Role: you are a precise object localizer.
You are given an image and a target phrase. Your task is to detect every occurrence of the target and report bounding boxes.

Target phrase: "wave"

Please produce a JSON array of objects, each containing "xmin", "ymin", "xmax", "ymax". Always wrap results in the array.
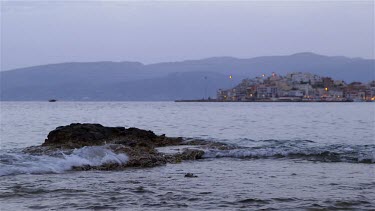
[
  {"xmin": 0, "ymin": 145, "xmax": 128, "ymax": 176},
  {"xmin": 1, "ymin": 140, "xmax": 373, "ymax": 177},
  {"xmin": 203, "ymin": 143, "xmax": 375, "ymax": 163}
]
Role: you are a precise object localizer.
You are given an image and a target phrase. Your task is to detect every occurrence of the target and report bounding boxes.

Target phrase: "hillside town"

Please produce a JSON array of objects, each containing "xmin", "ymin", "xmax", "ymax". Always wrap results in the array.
[{"xmin": 217, "ymin": 72, "xmax": 375, "ymax": 102}]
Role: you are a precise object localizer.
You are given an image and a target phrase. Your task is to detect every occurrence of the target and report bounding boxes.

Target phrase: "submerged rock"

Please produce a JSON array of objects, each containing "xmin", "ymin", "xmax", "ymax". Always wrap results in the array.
[
  {"xmin": 23, "ymin": 123, "xmax": 214, "ymax": 170},
  {"xmin": 184, "ymin": 173, "xmax": 198, "ymax": 178}
]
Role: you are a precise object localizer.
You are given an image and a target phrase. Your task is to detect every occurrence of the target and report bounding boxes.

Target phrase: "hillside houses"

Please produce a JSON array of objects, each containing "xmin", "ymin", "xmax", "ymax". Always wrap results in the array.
[{"xmin": 217, "ymin": 72, "xmax": 375, "ymax": 102}]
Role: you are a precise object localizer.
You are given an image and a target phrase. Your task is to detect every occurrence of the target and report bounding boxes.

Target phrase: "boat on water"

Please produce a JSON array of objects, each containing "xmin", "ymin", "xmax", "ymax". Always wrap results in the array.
[{"xmin": 48, "ymin": 99, "xmax": 57, "ymax": 102}]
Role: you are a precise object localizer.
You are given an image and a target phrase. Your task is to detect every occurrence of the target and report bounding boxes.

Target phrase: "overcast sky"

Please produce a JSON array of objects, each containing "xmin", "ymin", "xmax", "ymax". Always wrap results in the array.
[{"xmin": 1, "ymin": 0, "xmax": 374, "ymax": 70}]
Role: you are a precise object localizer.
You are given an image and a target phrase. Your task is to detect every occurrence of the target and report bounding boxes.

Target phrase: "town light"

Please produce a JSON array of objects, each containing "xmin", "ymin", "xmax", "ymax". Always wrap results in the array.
[{"xmin": 216, "ymin": 72, "xmax": 367, "ymax": 102}]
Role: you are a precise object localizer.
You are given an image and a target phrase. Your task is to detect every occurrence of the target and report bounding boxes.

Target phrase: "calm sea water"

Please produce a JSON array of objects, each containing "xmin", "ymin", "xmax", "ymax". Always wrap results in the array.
[{"xmin": 0, "ymin": 102, "xmax": 374, "ymax": 210}]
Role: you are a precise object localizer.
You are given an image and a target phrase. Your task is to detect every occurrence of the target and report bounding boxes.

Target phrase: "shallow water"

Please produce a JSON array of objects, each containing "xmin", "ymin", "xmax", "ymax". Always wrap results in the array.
[{"xmin": 1, "ymin": 102, "xmax": 374, "ymax": 210}]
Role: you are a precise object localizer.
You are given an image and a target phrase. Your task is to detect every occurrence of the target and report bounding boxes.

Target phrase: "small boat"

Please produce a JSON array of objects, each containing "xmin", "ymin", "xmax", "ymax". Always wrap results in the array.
[{"xmin": 48, "ymin": 99, "xmax": 57, "ymax": 102}]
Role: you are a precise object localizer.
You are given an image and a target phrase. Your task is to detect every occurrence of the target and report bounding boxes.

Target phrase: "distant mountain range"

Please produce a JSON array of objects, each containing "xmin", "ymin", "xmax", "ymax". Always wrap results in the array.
[{"xmin": 1, "ymin": 52, "xmax": 374, "ymax": 101}]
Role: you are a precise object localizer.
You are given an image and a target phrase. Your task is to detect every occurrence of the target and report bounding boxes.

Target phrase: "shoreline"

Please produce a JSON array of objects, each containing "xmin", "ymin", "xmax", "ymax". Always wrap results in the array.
[{"xmin": 174, "ymin": 99, "xmax": 370, "ymax": 103}]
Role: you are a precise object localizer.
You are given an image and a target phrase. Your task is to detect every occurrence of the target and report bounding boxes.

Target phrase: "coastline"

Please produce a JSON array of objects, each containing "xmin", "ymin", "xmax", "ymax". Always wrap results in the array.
[{"xmin": 174, "ymin": 99, "xmax": 369, "ymax": 103}]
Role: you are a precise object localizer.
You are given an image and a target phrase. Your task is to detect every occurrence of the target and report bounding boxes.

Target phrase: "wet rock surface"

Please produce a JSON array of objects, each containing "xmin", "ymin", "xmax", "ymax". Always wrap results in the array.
[
  {"xmin": 41, "ymin": 123, "xmax": 182, "ymax": 149},
  {"xmin": 23, "ymin": 123, "xmax": 230, "ymax": 171}
]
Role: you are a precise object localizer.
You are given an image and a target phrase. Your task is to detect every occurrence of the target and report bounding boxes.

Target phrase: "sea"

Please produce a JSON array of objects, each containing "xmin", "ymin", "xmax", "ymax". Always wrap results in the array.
[{"xmin": 0, "ymin": 102, "xmax": 374, "ymax": 210}]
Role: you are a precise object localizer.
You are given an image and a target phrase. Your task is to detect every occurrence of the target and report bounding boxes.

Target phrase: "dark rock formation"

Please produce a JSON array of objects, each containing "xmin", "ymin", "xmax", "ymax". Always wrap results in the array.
[
  {"xmin": 185, "ymin": 173, "xmax": 198, "ymax": 178},
  {"xmin": 42, "ymin": 123, "xmax": 182, "ymax": 149},
  {"xmin": 24, "ymin": 123, "xmax": 214, "ymax": 170}
]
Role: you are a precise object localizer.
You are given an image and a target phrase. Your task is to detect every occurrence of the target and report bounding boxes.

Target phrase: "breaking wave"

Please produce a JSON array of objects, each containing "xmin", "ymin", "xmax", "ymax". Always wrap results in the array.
[
  {"xmin": 0, "ymin": 145, "xmax": 128, "ymax": 176},
  {"xmin": 203, "ymin": 141, "xmax": 375, "ymax": 163},
  {"xmin": 1, "ymin": 140, "xmax": 373, "ymax": 177}
]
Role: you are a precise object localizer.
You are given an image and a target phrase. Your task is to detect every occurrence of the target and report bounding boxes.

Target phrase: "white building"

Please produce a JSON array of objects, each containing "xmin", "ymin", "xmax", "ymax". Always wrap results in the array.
[
  {"xmin": 286, "ymin": 72, "xmax": 321, "ymax": 84},
  {"xmin": 257, "ymin": 85, "xmax": 278, "ymax": 98},
  {"xmin": 288, "ymin": 90, "xmax": 304, "ymax": 97},
  {"xmin": 293, "ymin": 84, "xmax": 314, "ymax": 96},
  {"xmin": 329, "ymin": 90, "xmax": 344, "ymax": 98}
]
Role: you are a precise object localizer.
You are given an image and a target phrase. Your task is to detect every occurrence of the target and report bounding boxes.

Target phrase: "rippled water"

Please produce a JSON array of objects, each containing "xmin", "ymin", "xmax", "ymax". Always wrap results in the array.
[{"xmin": 1, "ymin": 102, "xmax": 374, "ymax": 210}]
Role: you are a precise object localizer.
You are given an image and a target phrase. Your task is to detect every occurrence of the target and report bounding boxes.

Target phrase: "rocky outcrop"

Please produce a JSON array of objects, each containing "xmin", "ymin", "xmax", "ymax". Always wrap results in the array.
[
  {"xmin": 42, "ymin": 123, "xmax": 182, "ymax": 149},
  {"xmin": 23, "ymin": 123, "xmax": 219, "ymax": 170}
]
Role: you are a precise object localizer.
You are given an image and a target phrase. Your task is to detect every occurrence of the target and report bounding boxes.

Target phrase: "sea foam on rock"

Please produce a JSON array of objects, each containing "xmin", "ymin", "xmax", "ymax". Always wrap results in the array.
[{"xmin": 22, "ymin": 123, "xmax": 221, "ymax": 171}]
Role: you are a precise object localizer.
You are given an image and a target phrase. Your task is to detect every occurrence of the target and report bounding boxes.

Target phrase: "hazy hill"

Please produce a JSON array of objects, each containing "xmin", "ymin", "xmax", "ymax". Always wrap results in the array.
[{"xmin": 1, "ymin": 53, "xmax": 374, "ymax": 101}]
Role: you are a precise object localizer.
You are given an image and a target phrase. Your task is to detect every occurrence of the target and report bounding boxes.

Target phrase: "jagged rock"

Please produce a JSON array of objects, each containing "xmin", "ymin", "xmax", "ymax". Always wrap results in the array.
[
  {"xmin": 23, "ymin": 123, "xmax": 232, "ymax": 170},
  {"xmin": 42, "ymin": 123, "xmax": 182, "ymax": 149},
  {"xmin": 178, "ymin": 149, "xmax": 205, "ymax": 160},
  {"xmin": 23, "ymin": 123, "xmax": 216, "ymax": 170},
  {"xmin": 42, "ymin": 123, "xmax": 125, "ymax": 148}
]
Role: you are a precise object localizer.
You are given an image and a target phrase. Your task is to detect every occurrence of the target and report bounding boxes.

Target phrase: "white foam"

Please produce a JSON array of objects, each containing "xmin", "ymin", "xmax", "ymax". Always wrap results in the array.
[
  {"xmin": 203, "ymin": 146, "xmax": 375, "ymax": 163},
  {"xmin": 0, "ymin": 145, "xmax": 128, "ymax": 176},
  {"xmin": 156, "ymin": 145, "xmax": 203, "ymax": 155},
  {"xmin": 358, "ymin": 151, "xmax": 375, "ymax": 163}
]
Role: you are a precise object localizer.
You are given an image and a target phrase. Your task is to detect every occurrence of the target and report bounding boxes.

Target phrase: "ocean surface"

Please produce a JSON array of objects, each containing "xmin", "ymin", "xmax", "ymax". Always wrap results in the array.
[{"xmin": 0, "ymin": 102, "xmax": 374, "ymax": 210}]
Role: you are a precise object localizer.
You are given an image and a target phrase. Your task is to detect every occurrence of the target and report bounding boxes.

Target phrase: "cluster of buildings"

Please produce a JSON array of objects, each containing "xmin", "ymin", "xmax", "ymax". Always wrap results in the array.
[{"xmin": 217, "ymin": 72, "xmax": 375, "ymax": 102}]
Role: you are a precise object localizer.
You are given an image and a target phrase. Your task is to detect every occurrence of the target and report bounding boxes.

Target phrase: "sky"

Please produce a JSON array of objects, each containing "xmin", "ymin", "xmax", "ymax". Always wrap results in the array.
[{"xmin": 1, "ymin": 0, "xmax": 374, "ymax": 70}]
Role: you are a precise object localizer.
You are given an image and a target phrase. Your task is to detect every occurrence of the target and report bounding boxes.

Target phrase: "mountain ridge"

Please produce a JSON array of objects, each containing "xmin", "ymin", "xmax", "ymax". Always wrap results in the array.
[
  {"xmin": 3, "ymin": 52, "xmax": 371, "ymax": 73},
  {"xmin": 1, "ymin": 53, "xmax": 374, "ymax": 101}
]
